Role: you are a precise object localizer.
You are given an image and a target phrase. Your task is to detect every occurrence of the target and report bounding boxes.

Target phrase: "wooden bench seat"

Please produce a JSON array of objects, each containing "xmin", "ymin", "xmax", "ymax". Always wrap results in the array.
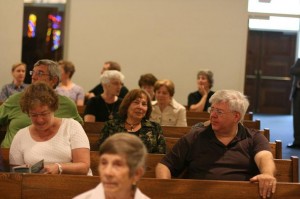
[
  {"xmin": 187, "ymin": 118, "xmax": 261, "ymax": 129},
  {"xmin": 90, "ymin": 151, "xmax": 297, "ymax": 182},
  {"xmin": 186, "ymin": 111, "xmax": 253, "ymax": 121},
  {"xmin": 85, "ymin": 127, "xmax": 272, "ymax": 152},
  {"xmin": 0, "ymin": 170, "xmax": 295, "ymax": 199}
]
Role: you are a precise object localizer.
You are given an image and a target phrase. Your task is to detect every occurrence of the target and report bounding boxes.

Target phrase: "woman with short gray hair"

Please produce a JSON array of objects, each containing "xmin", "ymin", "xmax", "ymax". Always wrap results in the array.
[
  {"xmin": 84, "ymin": 70, "xmax": 124, "ymax": 122},
  {"xmin": 73, "ymin": 133, "xmax": 150, "ymax": 199}
]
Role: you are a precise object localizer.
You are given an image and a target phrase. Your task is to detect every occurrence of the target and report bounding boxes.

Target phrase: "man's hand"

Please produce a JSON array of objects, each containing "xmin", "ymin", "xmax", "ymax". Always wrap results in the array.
[{"xmin": 250, "ymin": 174, "xmax": 276, "ymax": 198}]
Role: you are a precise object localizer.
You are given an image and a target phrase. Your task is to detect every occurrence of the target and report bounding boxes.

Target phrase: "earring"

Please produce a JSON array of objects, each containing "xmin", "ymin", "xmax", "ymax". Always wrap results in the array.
[{"xmin": 131, "ymin": 181, "xmax": 137, "ymax": 191}]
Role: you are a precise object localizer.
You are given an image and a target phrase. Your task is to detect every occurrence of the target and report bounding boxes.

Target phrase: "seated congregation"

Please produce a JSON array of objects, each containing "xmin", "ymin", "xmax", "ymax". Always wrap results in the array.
[{"xmin": 1, "ymin": 59, "xmax": 300, "ymax": 199}]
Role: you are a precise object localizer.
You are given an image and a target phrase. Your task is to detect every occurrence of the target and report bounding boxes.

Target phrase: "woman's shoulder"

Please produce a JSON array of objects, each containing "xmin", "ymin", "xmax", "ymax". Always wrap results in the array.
[
  {"xmin": 142, "ymin": 119, "xmax": 161, "ymax": 128},
  {"xmin": 171, "ymin": 98, "xmax": 185, "ymax": 109}
]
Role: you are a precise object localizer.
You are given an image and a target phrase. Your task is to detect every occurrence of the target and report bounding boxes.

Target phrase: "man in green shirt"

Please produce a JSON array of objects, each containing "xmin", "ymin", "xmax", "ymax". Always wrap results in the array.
[{"xmin": 0, "ymin": 59, "xmax": 83, "ymax": 148}]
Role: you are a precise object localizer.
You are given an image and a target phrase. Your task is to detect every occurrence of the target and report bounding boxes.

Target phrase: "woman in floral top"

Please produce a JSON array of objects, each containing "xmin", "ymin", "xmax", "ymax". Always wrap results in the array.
[{"xmin": 99, "ymin": 89, "xmax": 166, "ymax": 154}]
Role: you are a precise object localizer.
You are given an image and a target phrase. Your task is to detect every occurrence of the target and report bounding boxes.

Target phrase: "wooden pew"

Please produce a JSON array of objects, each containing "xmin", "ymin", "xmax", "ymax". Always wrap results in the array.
[
  {"xmin": 164, "ymin": 137, "xmax": 282, "ymax": 158},
  {"xmin": 83, "ymin": 122, "xmax": 192, "ymax": 138},
  {"xmin": 0, "ymin": 172, "xmax": 22, "ymax": 199},
  {"xmin": 1, "ymin": 148, "xmax": 9, "ymax": 172},
  {"xmin": 77, "ymin": 105, "xmax": 86, "ymax": 118},
  {"xmin": 86, "ymin": 127, "xmax": 272, "ymax": 152},
  {"xmin": 83, "ymin": 121, "xmax": 263, "ymax": 139},
  {"xmin": 18, "ymin": 173, "xmax": 300, "ymax": 199},
  {"xmin": 186, "ymin": 111, "xmax": 254, "ymax": 121},
  {"xmin": 83, "ymin": 122, "xmax": 104, "ymax": 134},
  {"xmin": 90, "ymin": 151, "xmax": 296, "ymax": 182},
  {"xmin": 187, "ymin": 118, "xmax": 261, "ymax": 129}
]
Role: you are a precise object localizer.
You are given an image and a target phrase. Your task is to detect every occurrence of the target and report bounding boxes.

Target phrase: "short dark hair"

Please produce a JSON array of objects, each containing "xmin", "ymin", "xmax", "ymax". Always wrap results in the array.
[
  {"xmin": 138, "ymin": 73, "xmax": 157, "ymax": 87},
  {"xmin": 105, "ymin": 61, "xmax": 121, "ymax": 71}
]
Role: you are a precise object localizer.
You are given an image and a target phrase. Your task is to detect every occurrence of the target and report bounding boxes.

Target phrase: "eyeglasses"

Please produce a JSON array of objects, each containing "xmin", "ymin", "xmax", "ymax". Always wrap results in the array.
[
  {"xmin": 29, "ymin": 111, "xmax": 51, "ymax": 119},
  {"xmin": 29, "ymin": 70, "xmax": 50, "ymax": 77},
  {"xmin": 208, "ymin": 107, "xmax": 233, "ymax": 117}
]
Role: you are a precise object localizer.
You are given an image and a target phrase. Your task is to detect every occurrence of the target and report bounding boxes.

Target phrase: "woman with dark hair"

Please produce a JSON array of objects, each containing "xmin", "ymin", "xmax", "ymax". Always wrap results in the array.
[{"xmin": 99, "ymin": 89, "xmax": 166, "ymax": 154}]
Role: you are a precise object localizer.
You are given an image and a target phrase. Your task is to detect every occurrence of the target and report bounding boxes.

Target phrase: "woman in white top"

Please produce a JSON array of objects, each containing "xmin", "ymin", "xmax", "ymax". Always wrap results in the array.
[
  {"xmin": 55, "ymin": 60, "xmax": 85, "ymax": 106},
  {"xmin": 73, "ymin": 133, "xmax": 150, "ymax": 199},
  {"xmin": 150, "ymin": 79, "xmax": 187, "ymax": 127},
  {"xmin": 9, "ymin": 82, "xmax": 91, "ymax": 175}
]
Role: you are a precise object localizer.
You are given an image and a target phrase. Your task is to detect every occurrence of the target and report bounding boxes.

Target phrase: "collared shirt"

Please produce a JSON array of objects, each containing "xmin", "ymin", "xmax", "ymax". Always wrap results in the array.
[
  {"xmin": 161, "ymin": 123, "xmax": 271, "ymax": 181},
  {"xmin": 73, "ymin": 183, "xmax": 150, "ymax": 199},
  {"xmin": 0, "ymin": 82, "xmax": 29, "ymax": 101},
  {"xmin": 150, "ymin": 98, "xmax": 187, "ymax": 127}
]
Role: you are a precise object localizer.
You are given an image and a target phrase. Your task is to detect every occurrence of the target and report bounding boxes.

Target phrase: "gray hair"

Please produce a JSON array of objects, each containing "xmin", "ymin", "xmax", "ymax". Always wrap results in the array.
[
  {"xmin": 99, "ymin": 133, "xmax": 147, "ymax": 177},
  {"xmin": 197, "ymin": 70, "xmax": 214, "ymax": 88},
  {"xmin": 209, "ymin": 90, "xmax": 249, "ymax": 122},
  {"xmin": 100, "ymin": 70, "xmax": 125, "ymax": 85},
  {"xmin": 34, "ymin": 59, "xmax": 61, "ymax": 88}
]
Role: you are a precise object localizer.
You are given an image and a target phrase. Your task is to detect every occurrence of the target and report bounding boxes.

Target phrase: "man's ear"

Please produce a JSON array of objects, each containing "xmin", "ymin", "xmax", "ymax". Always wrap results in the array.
[
  {"xmin": 51, "ymin": 76, "xmax": 59, "ymax": 89},
  {"xmin": 234, "ymin": 111, "xmax": 241, "ymax": 123}
]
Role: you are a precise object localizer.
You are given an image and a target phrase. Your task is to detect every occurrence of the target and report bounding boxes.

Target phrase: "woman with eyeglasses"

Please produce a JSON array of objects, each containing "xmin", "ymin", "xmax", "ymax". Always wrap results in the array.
[
  {"xmin": 99, "ymin": 89, "xmax": 166, "ymax": 154},
  {"xmin": 0, "ymin": 62, "xmax": 29, "ymax": 102},
  {"xmin": 9, "ymin": 82, "xmax": 91, "ymax": 175}
]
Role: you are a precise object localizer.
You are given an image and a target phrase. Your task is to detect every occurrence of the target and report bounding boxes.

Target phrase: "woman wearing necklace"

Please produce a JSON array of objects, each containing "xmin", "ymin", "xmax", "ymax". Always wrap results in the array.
[
  {"xmin": 99, "ymin": 89, "xmax": 166, "ymax": 154},
  {"xmin": 84, "ymin": 70, "xmax": 124, "ymax": 122}
]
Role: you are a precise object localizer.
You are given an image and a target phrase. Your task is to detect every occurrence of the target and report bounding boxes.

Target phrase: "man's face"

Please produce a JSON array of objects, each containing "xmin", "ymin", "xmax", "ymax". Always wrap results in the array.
[
  {"xmin": 31, "ymin": 65, "xmax": 56, "ymax": 88},
  {"xmin": 209, "ymin": 102, "xmax": 239, "ymax": 134}
]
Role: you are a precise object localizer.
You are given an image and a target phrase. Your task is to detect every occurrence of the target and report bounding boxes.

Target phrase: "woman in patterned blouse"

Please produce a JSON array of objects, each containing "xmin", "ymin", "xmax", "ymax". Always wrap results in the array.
[{"xmin": 99, "ymin": 89, "xmax": 166, "ymax": 154}]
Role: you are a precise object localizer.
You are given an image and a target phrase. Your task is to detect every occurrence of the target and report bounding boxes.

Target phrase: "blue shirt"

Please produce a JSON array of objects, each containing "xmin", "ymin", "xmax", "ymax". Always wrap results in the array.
[{"xmin": 0, "ymin": 82, "xmax": 29, "ymax": 101}]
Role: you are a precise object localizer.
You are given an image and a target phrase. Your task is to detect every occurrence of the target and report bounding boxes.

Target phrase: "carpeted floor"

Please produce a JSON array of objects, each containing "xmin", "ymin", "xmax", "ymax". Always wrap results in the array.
[{"xmin": 253, "ymin": 114, "xmax": 300, "ymax": 181}]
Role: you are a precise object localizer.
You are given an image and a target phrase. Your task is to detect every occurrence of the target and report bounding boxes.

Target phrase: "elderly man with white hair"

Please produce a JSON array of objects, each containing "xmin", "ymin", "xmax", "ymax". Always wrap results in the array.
[{"xmin": 156, "ymin": 89, "xmax": 276, "ymax": 199}]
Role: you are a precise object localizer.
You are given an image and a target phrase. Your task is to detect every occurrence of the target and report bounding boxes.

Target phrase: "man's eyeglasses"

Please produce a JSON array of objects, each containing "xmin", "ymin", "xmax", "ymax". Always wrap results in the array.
[
  {"xmin": 208, "ymin": 107, "xmax": 233, "ymax": 116},
  {"xmin": 29, "ymin": 70, "xmax": 50, "ymax": 77},
  {"xmin": 29, "ymin": 111, "xmax": 51, "ymax": 119}
]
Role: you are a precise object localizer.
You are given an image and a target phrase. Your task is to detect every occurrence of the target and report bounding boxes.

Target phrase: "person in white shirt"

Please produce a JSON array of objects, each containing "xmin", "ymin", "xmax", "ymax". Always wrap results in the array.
[
  {"xmin": 73, "ymin": 133, "xmax": 150, "ymax": 199},
  {"xmin": 9, "ymin": 82, "xmax": 91, "ymax": 175},
  {"xmin": 150, "ymin": 79, "xmax": 187, "ymax": 127}
]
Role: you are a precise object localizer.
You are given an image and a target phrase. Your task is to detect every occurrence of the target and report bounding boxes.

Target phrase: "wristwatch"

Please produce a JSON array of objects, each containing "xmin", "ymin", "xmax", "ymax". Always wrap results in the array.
[{"xmin": 55, "ymin": 163, "xmax": 63, "ymax": 174}]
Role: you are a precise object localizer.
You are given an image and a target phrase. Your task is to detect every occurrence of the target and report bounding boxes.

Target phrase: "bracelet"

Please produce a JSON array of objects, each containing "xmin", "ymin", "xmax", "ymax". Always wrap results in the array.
[{"xmin": 55, "ymin": 163, "xmax": 63, "ymax": 174}]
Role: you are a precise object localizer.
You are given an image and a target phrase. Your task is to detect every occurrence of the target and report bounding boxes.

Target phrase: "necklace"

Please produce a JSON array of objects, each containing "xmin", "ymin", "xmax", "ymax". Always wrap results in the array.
[
  {"xmin": 104, "ymin": 102, "xmax": 115, "ymax": 120},
  {"xmin": 125, "ymin": 121, "xmax": 140, "ymax": 132}
]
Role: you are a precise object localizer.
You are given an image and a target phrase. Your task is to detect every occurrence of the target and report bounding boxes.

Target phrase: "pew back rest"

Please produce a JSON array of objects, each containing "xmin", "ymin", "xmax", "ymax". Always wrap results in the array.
[
  {"xmin": 90, "ymin": 151, "xmax": 297, "ymax": 182},
  {"xmin": 0, "ymin": 172, "xmax": 22, "ymax": 199},
  {"xmin": 187, "ymin": 118, "xmax": 260, "ymax": 129},
  {"xmin": 2, "ymin": 173, "xmax": 298, "ymax": 199},
  {"xmin": 186, "ymin": 111, "xmax": 253, "ymax": 120}
]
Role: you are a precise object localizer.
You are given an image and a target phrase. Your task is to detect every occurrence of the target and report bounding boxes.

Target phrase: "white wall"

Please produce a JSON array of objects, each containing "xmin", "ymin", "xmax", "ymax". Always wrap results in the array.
[
  {"xmin": 0, "ymin": 0, "xmax": 24, "ymax": 86},
  {"xmin": 65, "ymin": 0, "xmax": 248, "ymax": 105},
  {"xmin": 0, "ymin": 0, "xmax": 248, "ymax": 105}
]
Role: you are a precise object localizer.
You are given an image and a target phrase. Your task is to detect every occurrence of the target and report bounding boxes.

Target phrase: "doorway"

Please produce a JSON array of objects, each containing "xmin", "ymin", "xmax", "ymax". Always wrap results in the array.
[{"xmin": 244, "ymin": 30, "xmax": 297, "ymax": 114}]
